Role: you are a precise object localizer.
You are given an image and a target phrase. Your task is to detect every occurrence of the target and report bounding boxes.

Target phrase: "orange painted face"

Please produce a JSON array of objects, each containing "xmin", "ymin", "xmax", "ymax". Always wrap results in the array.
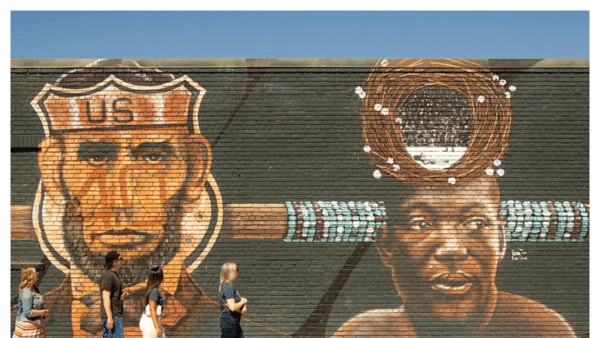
[
  {"xmin": 378, "ymin": 176, "xmax": 505, "ymax": 327},
  {"xmin": 61, "ymin": 127, "xmax": 201, "ymax": 258},
  {"xmin": 39, "ymin": 126, "xmax": 211, "ymax": 272},
  {"xmin": 34, "ymin": 74, "xmax": 212, "ymax": 285}
]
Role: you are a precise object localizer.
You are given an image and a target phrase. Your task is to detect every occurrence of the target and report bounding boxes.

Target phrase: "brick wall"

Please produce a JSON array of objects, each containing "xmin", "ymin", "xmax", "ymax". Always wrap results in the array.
[{"xmin": 10, "ymin": 59, "xmax": 589, "ymax": 337}]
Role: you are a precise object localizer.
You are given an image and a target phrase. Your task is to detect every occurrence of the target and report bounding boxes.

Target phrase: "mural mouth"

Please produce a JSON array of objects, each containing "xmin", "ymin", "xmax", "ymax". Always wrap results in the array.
[
  {"xmin": 429, "ymin": 271, "xmax": 474, "ymax": 295},
  {"xmin": 94, "ymin": 230, "xmax": 150, "ymax": 247}
]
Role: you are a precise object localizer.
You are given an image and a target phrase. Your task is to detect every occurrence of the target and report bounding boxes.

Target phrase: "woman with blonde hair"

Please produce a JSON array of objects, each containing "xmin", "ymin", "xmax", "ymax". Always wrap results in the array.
[
  {"xmin": 139, "ymin": 267, "xmax": 166, "ymax": 338},
  {"xmin": 219, "ymin": 262, "xmax": 247, "ymax": 338},
  {"xmin": 12, "ymin": 265, "xmax": 50, "ymax": 338}
]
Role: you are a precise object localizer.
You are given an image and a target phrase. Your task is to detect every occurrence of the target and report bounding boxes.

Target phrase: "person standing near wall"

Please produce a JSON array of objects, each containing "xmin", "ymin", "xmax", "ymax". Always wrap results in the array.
[
  {"xmin": 140, "ymin": 267, "xmax": 166, "ymax": 338},
  {"xmin": 13, "ymin": 265, "xmax": 50, "ymax": 338},
  {"xmin": 100, "ymin": 251, "xmax": 125, "ymax": 338},
  {"xmin": 219, "ymin": 263, "xmax": 248, "ymax": 338}
]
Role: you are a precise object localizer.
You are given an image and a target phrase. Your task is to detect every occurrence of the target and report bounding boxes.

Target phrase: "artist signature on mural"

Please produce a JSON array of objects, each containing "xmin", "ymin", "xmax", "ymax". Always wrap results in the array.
[{"xmin": 511, "ymin": 248, "xmax": 528, "ymax": 261}]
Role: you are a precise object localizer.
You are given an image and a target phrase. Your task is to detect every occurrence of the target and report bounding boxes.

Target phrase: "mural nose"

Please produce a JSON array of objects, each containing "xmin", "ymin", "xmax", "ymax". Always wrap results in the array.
[
  {"xmin": 434, "ymin": 233, "xmax": 468, "ymax": 262},
  {"xmin": 114, "ymin": 207, "xmax": 134, "ymax": 226},
  {"xmin": 105, "ymin": 163, "xmax": 135, "ymax": 209}
]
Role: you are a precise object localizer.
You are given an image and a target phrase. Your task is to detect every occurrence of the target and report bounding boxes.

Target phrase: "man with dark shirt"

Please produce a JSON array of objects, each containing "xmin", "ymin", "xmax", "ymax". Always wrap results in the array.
[{"xmin": 100, "ymin": 251, "xmax": 124, "ymax": 338}]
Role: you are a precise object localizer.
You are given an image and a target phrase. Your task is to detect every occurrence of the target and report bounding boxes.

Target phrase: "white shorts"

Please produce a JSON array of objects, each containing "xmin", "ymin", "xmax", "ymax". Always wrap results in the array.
[{"xmin": 139, "ymin": 314, "xmax": 165, "ymax": 338}]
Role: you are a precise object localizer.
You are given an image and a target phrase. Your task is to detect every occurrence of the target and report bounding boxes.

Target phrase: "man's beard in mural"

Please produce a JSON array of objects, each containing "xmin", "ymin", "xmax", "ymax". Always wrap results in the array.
[{"xmin": 63, "ymin": 194, "xmax": 184, "ymax": 287}]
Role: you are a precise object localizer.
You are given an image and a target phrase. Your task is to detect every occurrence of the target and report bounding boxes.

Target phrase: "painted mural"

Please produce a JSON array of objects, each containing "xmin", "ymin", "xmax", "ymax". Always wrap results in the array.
[
  {"xmin": 10, "ymin": 59, "xmax": 589, "ymax": 337},
  {"xmin": 333, "ymin": 59, "xmax": 578, "ymax": 337}
]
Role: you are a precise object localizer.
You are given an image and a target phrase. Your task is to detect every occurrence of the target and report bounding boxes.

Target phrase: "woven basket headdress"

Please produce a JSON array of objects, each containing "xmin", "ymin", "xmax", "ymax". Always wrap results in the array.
[{"xmin": 359, "ymin": 59, "xmax": 513, "ymax": 185}]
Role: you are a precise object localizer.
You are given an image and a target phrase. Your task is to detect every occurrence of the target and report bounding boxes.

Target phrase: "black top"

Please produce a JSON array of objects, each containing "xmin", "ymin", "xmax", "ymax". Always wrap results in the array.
[
  {"xmin": 99, "ymin": 269, "xmax": 123, "ymax": 318},
  {"xmin": 219, "ymin": 282, "xmax": 242, "ymax": 320}
]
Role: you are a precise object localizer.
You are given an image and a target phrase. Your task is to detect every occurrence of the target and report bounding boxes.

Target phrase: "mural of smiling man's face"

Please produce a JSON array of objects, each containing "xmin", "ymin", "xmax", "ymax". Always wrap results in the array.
[{"xmin": 377, "ymin": 176, "xmax": 506, "ymax": 330}]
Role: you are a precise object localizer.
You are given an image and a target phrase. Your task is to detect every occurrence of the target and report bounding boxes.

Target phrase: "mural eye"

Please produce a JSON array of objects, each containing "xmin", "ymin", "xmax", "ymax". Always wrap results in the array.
[
  {"xmin": 90, "ymin": 154, "xmax": 108, "ymax": 163},
  {"xmin": 134, "ymin": 143, "xmax": 173, "ymax": 165},
  {"xmin": 400, "ymin": 86, "xmax": 472, "ymax": 170},
  {"xmin": 78, "ymin": 143, "xmax": 117, "ymax": 166},
  {"xmin": 82, "ymin": 152, "xmax": 111, "ymax": 166},
  {"xmin": 143, "ymin": 153, "xmax": 166, "ymax": 163},
  {"xmin": 408, "ymin": 218, "xmax": 433, "ymax": 230},
  {"xmin": 465, "ymin": 218, "xmax": 488, "ymax": 230}
]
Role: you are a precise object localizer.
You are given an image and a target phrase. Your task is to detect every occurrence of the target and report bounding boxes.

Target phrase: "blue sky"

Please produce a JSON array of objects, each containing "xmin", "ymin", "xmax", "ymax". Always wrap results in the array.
[{"xmin": 10, "ymin": 11, "xmax": 589, "ymax": 59}]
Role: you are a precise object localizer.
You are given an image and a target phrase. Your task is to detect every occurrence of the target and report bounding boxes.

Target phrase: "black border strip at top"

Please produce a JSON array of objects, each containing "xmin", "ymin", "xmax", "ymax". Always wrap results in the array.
[{"xmin": 11, "ymin": 147, "xmax": 40, "ymax": 153}]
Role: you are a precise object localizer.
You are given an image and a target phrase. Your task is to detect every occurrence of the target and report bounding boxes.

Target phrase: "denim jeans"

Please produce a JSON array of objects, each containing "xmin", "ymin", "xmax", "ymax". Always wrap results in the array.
[{"xmin": 101, "ymin": 316, "xmax": 123, "ymax": 338}]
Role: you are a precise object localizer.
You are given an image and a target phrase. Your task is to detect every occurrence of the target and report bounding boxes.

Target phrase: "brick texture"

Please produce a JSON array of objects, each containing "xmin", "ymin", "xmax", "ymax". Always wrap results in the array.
[{"xmin": 10, "ymin": 59, "xmax": 588, "ymax": 337}]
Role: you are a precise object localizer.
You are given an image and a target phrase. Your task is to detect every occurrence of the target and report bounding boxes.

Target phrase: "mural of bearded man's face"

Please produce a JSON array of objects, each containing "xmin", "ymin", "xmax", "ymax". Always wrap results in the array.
[{"xmin": 38, "ymin": 127, "xmax": 211, "ymax": 286}]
